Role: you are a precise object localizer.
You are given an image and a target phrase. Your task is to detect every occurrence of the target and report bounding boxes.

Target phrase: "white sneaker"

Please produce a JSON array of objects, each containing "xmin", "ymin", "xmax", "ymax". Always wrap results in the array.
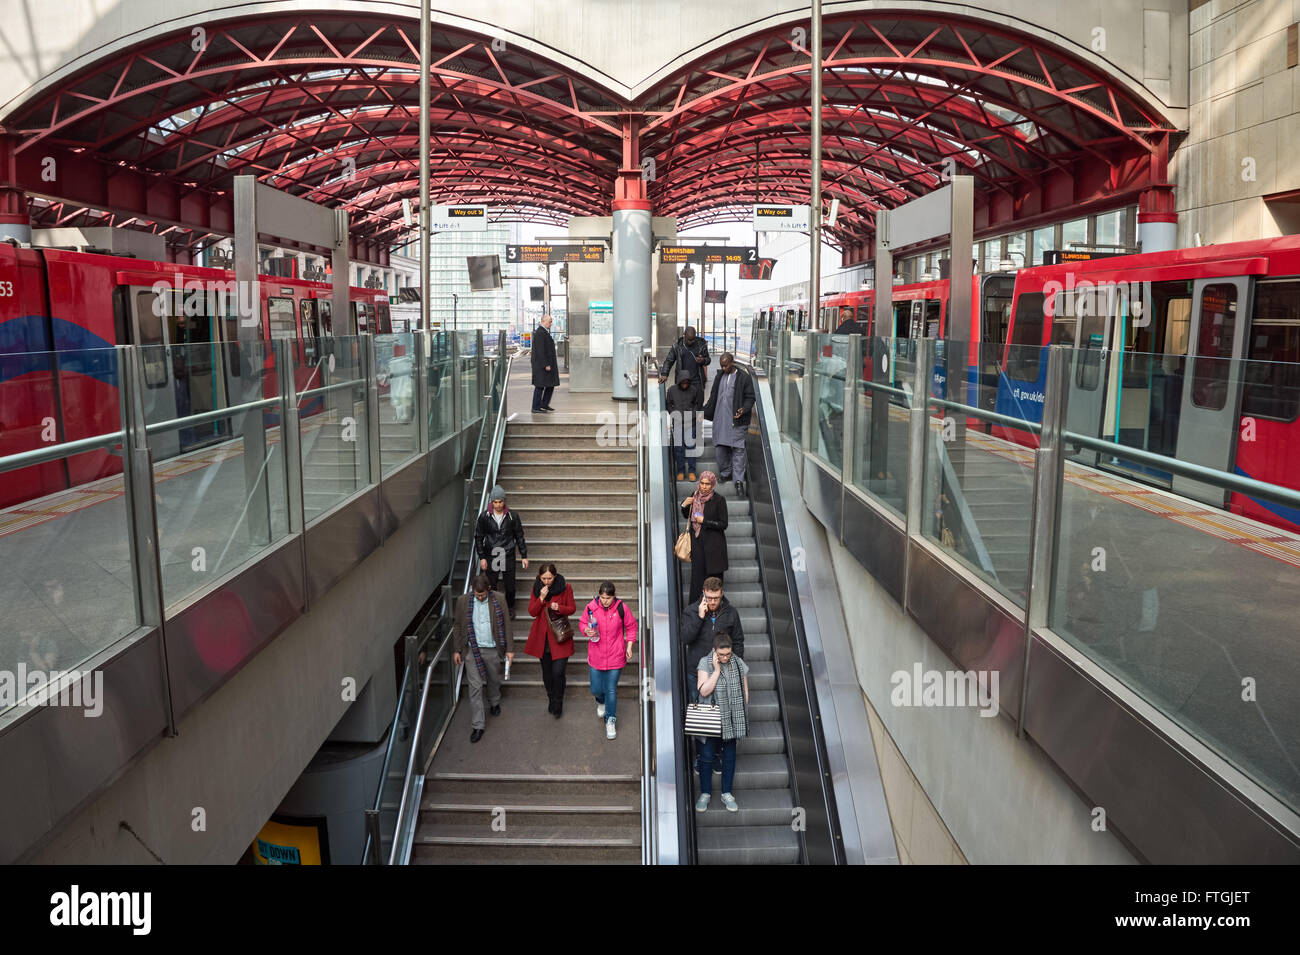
[
  {"xmin": 721, "ymin": 793, "xmax": 739, "ymax": 812},
  {"xmin": 605, "ymin": 718, "xmax": 617, "ymax": 740},
  {"xmin": 695, "ymin": 793, "xmax": 710, "ymax": 812},
  {"xmin": 596, "ymin": 702, "xmax": 606, "ymax": 719}
]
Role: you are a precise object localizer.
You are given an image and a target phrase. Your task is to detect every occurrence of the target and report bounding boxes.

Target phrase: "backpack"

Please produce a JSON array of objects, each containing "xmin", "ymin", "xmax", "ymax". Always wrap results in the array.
[{"xmin": 590, "ymin": 597, "xmax": 626, "ymax": 630}]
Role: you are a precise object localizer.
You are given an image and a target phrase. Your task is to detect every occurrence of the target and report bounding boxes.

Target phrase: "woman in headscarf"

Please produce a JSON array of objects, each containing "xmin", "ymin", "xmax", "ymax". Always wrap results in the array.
[
  {"xmin": 680, "ymin": 470, "xmax": 728, "ymax": 604},
  {"xmin": 525, "ymin": 562, "xmax": 576, "ymax": 717}
]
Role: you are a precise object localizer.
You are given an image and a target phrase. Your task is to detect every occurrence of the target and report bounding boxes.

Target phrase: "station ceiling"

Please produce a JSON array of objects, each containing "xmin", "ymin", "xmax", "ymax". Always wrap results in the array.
[{"xmin": 1, "ymin": 11, "xmax": 1177, "ymax": 259}]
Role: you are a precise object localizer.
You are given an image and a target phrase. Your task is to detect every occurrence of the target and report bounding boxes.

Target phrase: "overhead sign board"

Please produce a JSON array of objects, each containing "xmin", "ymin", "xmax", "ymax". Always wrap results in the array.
[
  {"xmin": 659, "ymin": 245, "xmax": 758, "ymax": 265},
  {"xmin": 753, "ymin": 204, "xmax": 810, "ymax": 232},
  {"xmin": 506, "ymin": 243, "xmax": 605, "ymax": 264},
  {"xmin": 432, "ymin": 205, "xmax": 487, "ymax": 231},
  {"xmin": 1042, "ymin": 249, "xmax": 1128, "ymax": 265}
]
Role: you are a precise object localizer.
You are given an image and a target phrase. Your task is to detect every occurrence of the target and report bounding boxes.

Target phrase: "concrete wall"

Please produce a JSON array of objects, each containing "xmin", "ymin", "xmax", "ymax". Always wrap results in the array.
[
  {"xmin": 826, "ymin": 534, "xmax": 1136, "ymax": 864},
  {"xmin": 0, "ymin": 1, "xmax": 1186, "ymax": 121},
  {"xmin": 1174, "ymin": 0, "xmax": 1300, "ymax": 244},
  {"xmin": 25, "ymin": 479, "xmax": 464, "ymax": 864}
]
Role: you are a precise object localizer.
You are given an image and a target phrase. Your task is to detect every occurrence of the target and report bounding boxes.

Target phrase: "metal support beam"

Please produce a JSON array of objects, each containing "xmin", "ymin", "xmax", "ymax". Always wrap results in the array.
[
  {"xmin": 1017, "ymin": 345, "xmax": 1070, "ymax": 738},
  {"xmin": 809, "ymin": 0, "xmax": 823, "ymax": 332},
  {"xmin": 419, "ymin": 0, "xmax": 431, "ymax": 337}
]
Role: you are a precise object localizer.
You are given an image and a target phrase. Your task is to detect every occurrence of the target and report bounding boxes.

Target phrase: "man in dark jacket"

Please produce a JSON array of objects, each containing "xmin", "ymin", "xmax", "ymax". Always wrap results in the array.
[
  {"xmin": 664, "ymin": 366, "xmax": 703, "ymax": 480},
  {"xmin": 474, "ymin": 484, "xmax": 528, "ymax": 618},
  {"xmin": 680, "ymin": 576, "xmax": 745, "ymax": 701},
  {"xmin": 658, "ymin": 326, "xmax": 710, "ymax": 393},
  {"xmin": 703, "ymin": 352, "xmax": 756, "ymax": 495},
  {"xmin": 530, "ymin": 313, "xmax": 559, "ymax": 412}
]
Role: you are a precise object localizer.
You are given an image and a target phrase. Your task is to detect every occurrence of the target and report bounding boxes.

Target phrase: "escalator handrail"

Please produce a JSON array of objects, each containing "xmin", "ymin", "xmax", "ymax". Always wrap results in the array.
[{"xmin": 745, "ymin": 360, "xmax": 847, "ymax": 863}]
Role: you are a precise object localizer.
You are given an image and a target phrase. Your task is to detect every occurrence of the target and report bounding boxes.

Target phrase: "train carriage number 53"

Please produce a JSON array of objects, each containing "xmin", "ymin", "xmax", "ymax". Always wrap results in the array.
[{"xmin": 0, "ymin": 281, "xmax": 14, "ymax": 297}]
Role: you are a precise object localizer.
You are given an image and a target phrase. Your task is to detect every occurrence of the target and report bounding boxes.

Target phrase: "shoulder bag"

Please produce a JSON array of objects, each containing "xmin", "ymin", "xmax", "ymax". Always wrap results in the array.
[
  {"xmin": 546, "ymin": 607, "xmax": 574, "ymax": 644},
  {"xmin": 685, "ymin": 699, "xmax": 722, "ymax": 737},
  {"xmin": 674, "ymin": 530, "xmax": 693, "ymax": 562}
]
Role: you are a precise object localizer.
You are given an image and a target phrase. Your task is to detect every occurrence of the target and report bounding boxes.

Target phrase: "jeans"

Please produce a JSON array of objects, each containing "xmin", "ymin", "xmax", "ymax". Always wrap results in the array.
[
  {"xmin": 589, "ymin": 665, "xmax": 622, "ymax": 721},
  {"xmin": 671, "ymin": 414, "xmax": 696, "ymax": 475},
  {"xmin": 698, "ymin": 737, "xmax": 737, "ymax": 795},
  {"xmin": 532, "ymin": 385, "xmax": 555, "ymax": 411}
]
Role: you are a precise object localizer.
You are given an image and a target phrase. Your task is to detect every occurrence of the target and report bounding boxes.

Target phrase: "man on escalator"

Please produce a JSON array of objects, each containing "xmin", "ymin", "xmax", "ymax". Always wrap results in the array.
[{"xmin": 680, "ymin": 577, "xmax": 745, "ymax": 702}]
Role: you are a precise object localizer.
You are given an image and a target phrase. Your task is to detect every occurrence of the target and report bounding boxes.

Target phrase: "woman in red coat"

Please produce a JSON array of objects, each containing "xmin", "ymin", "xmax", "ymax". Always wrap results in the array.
[{"xmin": 526, "ymin": 562, "xmax": 576, "ymax": 717}]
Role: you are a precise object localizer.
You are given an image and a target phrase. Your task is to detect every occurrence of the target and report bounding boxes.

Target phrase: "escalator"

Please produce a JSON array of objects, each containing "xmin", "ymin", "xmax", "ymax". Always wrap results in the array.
[{"xmin": 649, "ymin": 361, "xmax": 864, "ymax": 864}]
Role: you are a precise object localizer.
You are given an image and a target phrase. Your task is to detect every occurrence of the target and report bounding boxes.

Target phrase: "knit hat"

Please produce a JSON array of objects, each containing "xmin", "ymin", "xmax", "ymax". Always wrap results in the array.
[{"xmin": 490, "ymin": 485, "xmax": 506, "ymax": 502}]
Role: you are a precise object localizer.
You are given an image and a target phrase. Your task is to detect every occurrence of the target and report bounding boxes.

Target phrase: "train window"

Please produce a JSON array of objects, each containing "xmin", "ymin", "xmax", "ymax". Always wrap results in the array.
[
  {"xmin": 1242, "ymin": 280, "xmax": 1300, "ymax": 422},
  {"xmin": 893, "ymin": 302, "xmax": 910, "ymax": 338},
  {"xmin": 923, "ymin": 300, "xmax": 941, "ymax": 338},
  {"xmin": 267, "ymin": 297, "xmax": 297, "ymax": 340},
  {"xmin": 1076, "ymin": 311, "xmax": 1106, "ymax": 391},
  {"xmin": 134, "ymin": 290, "xmax": 168, "ymax": 388},
  {"xmin": 1006, "ymin": 292, "xmax": 1046, "ymax": 381},
  {"xmin": 1048, "ymin": 293, "xmax": 1077, "ymax": 345},
  {"xmin": 981, "ymin": 276, "xmax": 1015, "ymax": 351},
  {"xmin": 1191, "ymin": 284, "xmax": 1238, "ymax": 411},
  {"xmin": 300, "ymin": 299, "xmax": 320, "ymax": 364}
]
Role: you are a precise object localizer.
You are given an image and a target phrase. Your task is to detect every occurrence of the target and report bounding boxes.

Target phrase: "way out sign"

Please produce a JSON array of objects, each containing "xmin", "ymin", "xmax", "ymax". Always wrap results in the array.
[{"xmin": 753, "ymin": 204, "xmax": 810, "ymax": 232}]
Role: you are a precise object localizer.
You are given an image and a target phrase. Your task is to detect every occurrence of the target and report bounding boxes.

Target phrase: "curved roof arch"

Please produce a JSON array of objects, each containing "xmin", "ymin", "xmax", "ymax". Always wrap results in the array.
[{"xmin": 0, "ymin": 7, "xmax": 1177, "ymax": 257}]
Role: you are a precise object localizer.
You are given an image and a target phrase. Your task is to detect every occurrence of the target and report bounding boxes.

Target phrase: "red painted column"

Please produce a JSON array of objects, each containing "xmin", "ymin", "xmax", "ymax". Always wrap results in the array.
[
  {"xmin": 0, "ymin": 134, "xmax": 32, "ymax": 242},
  {"xmin": 1138, "ymin": 133, "xmax": 1177, "ymax": 251}
]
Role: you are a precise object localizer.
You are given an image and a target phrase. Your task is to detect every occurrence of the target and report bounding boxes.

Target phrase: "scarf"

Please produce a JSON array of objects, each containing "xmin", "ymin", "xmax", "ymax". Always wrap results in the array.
[
  {"xmin": 690, "ymin": 471, "xmax": 717, "ymax": 538},
  {"xmin": 714, "ymin": 657, "xmax": 748, "ymax": 740},
  {"xmin": 464, "ymin": 592, "xmax": 507, "ymax": 683},
  {"xmin": 531, "ymin": 573, "xmax": 568, "ymax": 599}
]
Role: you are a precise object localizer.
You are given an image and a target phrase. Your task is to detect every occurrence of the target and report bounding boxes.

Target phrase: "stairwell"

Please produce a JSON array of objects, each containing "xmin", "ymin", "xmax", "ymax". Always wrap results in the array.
[
  {"xmin": 678, "ymin": 420, "xmax": 800, "ymax": 864},
  {"xmin": 945, "ymin": 442, "xmax": 1033, "ymax": 597},
  {"xmin": 413, "ymin": 418, "xmax": 643, "ymax": 863}
]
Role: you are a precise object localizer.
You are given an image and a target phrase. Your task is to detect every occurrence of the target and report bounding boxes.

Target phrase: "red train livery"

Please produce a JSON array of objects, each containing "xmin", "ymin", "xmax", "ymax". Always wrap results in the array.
[{"xmin": 0, "ymin": 244, "xmax": 392, "ymax": 508}]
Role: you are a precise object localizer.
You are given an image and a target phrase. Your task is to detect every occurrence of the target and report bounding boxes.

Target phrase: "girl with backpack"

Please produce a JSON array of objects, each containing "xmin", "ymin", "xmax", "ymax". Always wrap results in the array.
[{"xmin": 580, "ymin": 581, "xmax": 638, "ymax": 740}]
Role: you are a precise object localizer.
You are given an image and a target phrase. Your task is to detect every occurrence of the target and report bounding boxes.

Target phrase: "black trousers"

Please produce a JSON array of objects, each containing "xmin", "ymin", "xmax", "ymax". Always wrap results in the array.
[
  {"xmin": 539, "ymin": 645, "xmax": 568, "ymax": 704},
  {"xmin": 532, "ymin": 385, "xmax": 555, "ymax": 411},
  {"xmin": 688, "ymin": 552, "xmax": 724, "ymax": 605},
  {"xmin": 484, "ymin": 551, "xmax": 518, "ymax": 611}
]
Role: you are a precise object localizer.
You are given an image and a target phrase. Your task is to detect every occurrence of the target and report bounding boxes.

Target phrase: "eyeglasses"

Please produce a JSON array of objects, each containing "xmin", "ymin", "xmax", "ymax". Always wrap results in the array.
[{"xmin": 716, "ymin": 653, "xmax": 732, "ymax": 662}]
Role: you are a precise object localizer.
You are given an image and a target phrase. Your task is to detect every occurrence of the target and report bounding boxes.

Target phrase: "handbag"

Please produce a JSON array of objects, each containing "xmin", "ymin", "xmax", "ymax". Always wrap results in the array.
[
  {"xmin": 684, "ymin": 701, "xmax": 722, "ymax": 737},
  {"xmin": 674, "ymin": 530, "xmax": 693, "ymax": 562},
  {"xmin": 546, "ymin": 608, "xmax": 574, "ymax": 644}
]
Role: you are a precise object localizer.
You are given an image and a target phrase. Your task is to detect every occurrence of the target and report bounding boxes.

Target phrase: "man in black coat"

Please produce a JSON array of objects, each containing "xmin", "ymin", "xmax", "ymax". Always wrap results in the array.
[
  {"xmin": 658, "ymin": 326, "xmax": 710, "ymax": 393},
  {"xmin": 679, "ymin": 577, "xmax": 745, "ymax": 700},
  {"xmin": 530, "ymin": 314, "xmax": 559, "ymax": 412},
  {"xmin": 703, "ymin": 352, "xmax": 756, "ymax": 495},
  {"xmin": 474, "ymin": 484, "xmax": 528, "ymax": 617}
]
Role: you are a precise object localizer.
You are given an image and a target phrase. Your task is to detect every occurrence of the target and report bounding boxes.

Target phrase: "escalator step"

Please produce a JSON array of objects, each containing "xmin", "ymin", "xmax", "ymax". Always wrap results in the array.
[{"xmin": 696, "ymin": 826, "xmax": 800, "ymax": 865}]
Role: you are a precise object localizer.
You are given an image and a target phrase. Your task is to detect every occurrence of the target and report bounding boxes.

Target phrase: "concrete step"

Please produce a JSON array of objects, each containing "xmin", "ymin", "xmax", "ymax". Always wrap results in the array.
[
  {"xmin": 506, "ymin": 424, "xmax": 604, "ymax": 438},
  {"xmin": 498, "ymin": 462, "xmax": 632, "ymax": 480},
  {"xmin": 508, "ymin": 656, "xmax": 640, "ymax": 677},
  {"xmin": 523, "ymin": 557, "xmax": 638, "ymax": 577},
  {"xmin": 419, "ymin": 791, "xmax": 639, "ymax": 828},
  {"xmin": 500, "ymin": 674, "xmax": 639, "ymax": 698},
  {"xmin": 502, "ymin": 449, "xmax": 636, "ymax": 463},
  {"xmin": 506, "ymin": 489, "xmax": 637, "ymax": 506},
  {"xmin": 695, "ymin": 825, "xmax": 800, "ymax": 865},
  {"xmin": 425, "ymin": 774, "xmax": 639, "ymax": 798},
  {"xmin": 502, "ymin": 540, "xmax": 637, "ymax": 558},
  {"xmin": 524, "ymin": 522, "xmax": 636, "ymax": 541},
  {"xmin": 498, "ymin": 475, "xmax": 637, "ymax": 494},
  {"xmin": 504, "ymin": 435, "xmax": 620, "ymax": 451},
  {"xmin": 412, "ymin": 825, "xmax": 640, "ymax": 863}
]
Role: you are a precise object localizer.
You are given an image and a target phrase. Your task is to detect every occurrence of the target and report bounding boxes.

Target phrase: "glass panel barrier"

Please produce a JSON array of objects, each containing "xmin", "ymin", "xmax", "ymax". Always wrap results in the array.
[
  {"xmin": 852, "ymin": 337, "xmax": 910, "ymax": 516},
  {"xmin": 923, "ymin": 340, "xmax": 1044, "ymax": 606},
  {"xmin": 427, "ymin": 332, "xmax": 455, "ymax": 444},
  {"xmin": 457, "ymin": 332, "xmax": 482, "ymax": 430},
  {"xmin": 375, "ymin": 333, "xmax": 419, "ymax": 475},
  {"xmin": 809, "ymin": 334, "xmax": 848, "ymax": 474},
  {"xmin": 299, "ymin": 335, "xmax": 370, "ymax": 524},
  {"xmin": 143, "ymin": 338, "xmax": 291, "ymax": 607},
  {"xmin": 0, "ymin": 346, "xmax": 138, "ymax": 711},
  {"xmin": 1052, "ymin": 349, "xmax": 1300, "ymax": 812},
  {"xmin": 780, "ymin": 332, "xmax": 805, "ymax": 443}
]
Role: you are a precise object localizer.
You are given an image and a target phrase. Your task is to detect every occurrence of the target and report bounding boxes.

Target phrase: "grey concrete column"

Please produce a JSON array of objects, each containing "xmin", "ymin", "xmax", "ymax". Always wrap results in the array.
[{"xmin": 612, "ymin": 200, "xmax": 652, "ymax": 400}]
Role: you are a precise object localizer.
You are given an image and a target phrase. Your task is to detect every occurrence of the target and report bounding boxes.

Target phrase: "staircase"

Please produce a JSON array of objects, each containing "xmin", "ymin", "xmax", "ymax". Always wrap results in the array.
[
  {"xmin": 943, "ymin": 442, "xmax": 1033, "ymax": 598},
  {"xmin": 677, "ymin": 421, "xmax": 800, "ymax": 865},
  {"xmin": 299, "ymin": 401, "xmax": 368, "ymax": 523},
  {"xmin": 414, "ymin": 418, "xmax": 643, "ymax": 863}
]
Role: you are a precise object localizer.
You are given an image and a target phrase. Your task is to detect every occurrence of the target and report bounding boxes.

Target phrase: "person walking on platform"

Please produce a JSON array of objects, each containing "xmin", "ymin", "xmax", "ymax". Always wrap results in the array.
[
  {"xmin": 658, "ymin": 325, "xmax": 711, "ymax": 393},
  {"xmin": 580, "ymin": 581, "xmax": 638, "ymax": 740},
  {"xmin": 665, "ymin": 365, "xmax": 703, "ymax": 481},
  {"xmin": 703, "ymin": 352, "xmax": 755, "ymax": 496},
  {"xmin": 680, "ymin": 577, "xmax": 745, "ymax": 695},
  {"xmin": 526, "ymin": 562, "xmax": 576, "ymax": 717},
  {"xmin": 696, "ymin": 633, "xmax": 749, "ymax": 814},
  {"xmin": 682, "ymin": 471, "xmax": 728, "ymax": 605},
  {"xmin": 452, "ymin": 575, "xmax": 513, "ymax": 743},
  {"xmin": 531, "ymin": 313, "xmax": 559, "ymax": 413},
  {"xmin": 474, "ymin": 485, "xmax": 528, "ymax": 618}
]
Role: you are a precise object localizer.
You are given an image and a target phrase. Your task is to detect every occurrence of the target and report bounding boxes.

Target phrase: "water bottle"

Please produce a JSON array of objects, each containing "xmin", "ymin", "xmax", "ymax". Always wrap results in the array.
[
  {"xmin": 503, "ymin": 657, "xmax": 511, "ymax": 681},
  {"xmin": 588, "ymin": 608, "xmax": 600, "ymax": 643}
]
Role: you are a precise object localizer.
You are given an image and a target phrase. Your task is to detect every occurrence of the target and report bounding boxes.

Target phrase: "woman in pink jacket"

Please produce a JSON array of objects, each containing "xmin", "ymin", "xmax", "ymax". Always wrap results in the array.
[{"xmin": 580, "ymin": 580, "xmax": 638, "ymax": 740}]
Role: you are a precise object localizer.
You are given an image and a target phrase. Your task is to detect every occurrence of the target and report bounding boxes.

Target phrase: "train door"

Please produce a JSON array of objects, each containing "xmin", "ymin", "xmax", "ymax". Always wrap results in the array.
[
  {"xmin": 1091, "ymin": 280, "xmax": 1192, "ymax": 479},
  {"xmin": 1053, "ymin": 283, "xmax": 1114, "ymax": 465},
  {"xmin": 977, "ymin": 276, "xmax": 1015, "ymax": 416},
  {"xmin": 1171, "ymin": 278, "xmax": 1251, "ymax": 505}
]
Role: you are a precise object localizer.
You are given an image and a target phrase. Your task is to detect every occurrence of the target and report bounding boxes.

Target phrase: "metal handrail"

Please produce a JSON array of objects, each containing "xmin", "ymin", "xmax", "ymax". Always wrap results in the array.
[
  {"xmin": 926, "ymin": 394, "xmax": 1044, "ymax": 435},
  {"xmin": 637, "ymin": 348, "xmax": 655, "ymax": 864},
  {"xmin": 0, "ymin": 429, "xmax": 126, "ymax": 475},
  {"xmin": 297, "ymin": 377, "xmax": 366, "ymax": 401}
]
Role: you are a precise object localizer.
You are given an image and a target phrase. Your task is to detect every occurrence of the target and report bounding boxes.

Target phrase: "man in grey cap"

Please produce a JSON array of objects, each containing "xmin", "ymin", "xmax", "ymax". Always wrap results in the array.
[{"xmin": 473, "ymin": 485, "xmax": 529, "ymax": 619}]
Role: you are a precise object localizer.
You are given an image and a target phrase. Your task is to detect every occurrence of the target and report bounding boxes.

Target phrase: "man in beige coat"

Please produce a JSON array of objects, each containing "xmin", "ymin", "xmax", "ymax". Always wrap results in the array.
[{"xmin": 452, "ymin": 574, "xmax": 514, "ymax": 742}]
